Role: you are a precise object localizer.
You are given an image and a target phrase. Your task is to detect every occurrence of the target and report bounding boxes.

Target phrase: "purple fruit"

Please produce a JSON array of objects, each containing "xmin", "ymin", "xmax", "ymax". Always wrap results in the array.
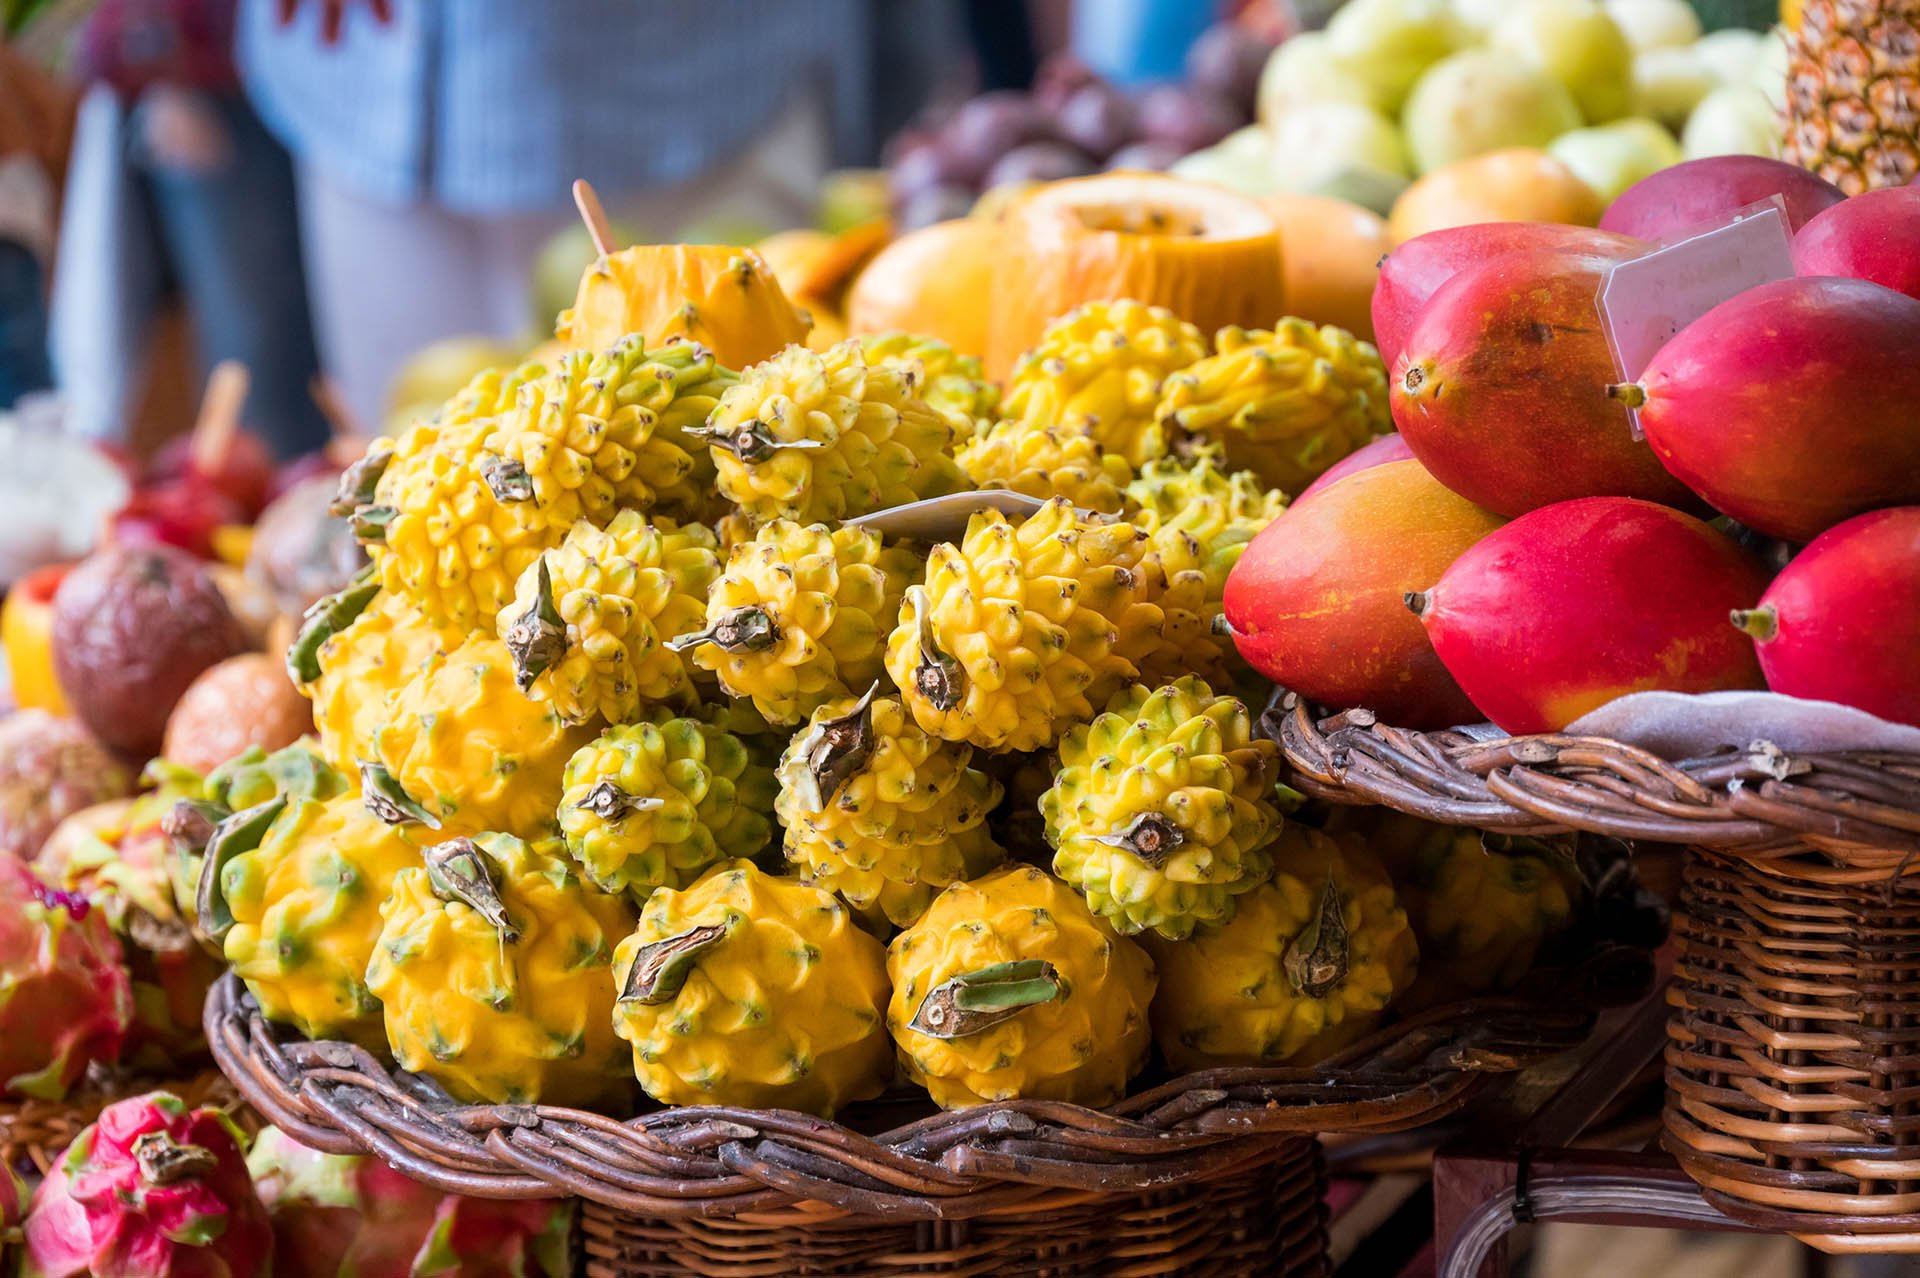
[
  {"xmin": 889, "ymin": 138, "xmax": 972, "ymax": 201},
  {"xmin": 1056, "ymin": 82, "xmax": 1139, "ymax": 159},
  {"xmin": 1105, "ymin": 139, "xmax": 1187, "ymax": 172},
  {"xmin": 1035, "ymin": 53, "xmax": 1101, "ymax": 114},
  {"xmin": 1136, "ymin": 85, "xmax": 1242, "ymax": 153},
  {"xmin": 939, "ymin": 91, "xmax": 1048, "ymax": 184},
  {"xmin": 984, "ymin": 141, "xmax": 1099, "ymax": 191},
  {"xmin": 1185, "ymin": 24, "xmax": 1275, "ymax": 115},
  {"xmin": 894, "ymin": 184, "xmax": 976, "ymax": 232}
]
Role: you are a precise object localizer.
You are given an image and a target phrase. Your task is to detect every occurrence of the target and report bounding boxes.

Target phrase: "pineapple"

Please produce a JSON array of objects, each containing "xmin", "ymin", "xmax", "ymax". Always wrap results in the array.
[
  {"xmin": 692, "ymin": 341, "xmax": 965, "ymax": 525},
  {"xmin": 295, "ymin": 586, "xmax": 452, "ymax": 775},
  {"xmin": 858, "ymin": 331, "xmax": 1001, "ymax": 437},
  {"xmin": 884, "ymin": 499, "xmax": 1197, "ymax": 752},
  {"xmin": 955, "ymin": 418, "xmax": 1135, "ymax": 515},
  {"xmin": 1784, "ymin": 0, "xmax": 1920, "ymax": 192},
  {"xmin": 1001, "ymin": 300, "xmax": 1208, "ymax": 468},
  {"xmin": 557, "ymin": 715, "xmax": 776, "ymax": 903},
  {"xmin": 1156, "ymin": 321, "xmax": 1389, "ymax": 496},
  {"xmin": 368, "ymin": 833, "xmax": 635, "ymax": 1105},
  {"xmin": 887, "ymin": 865, "xmax": 1156, "ymax": 1109},
  {"xmin": 373, "ymin": 634, "xmax": 595, "ymax": 837},
  {"xmin": 775, "ymin": 688, "xmax": 1006, "ymax": 929},
  {"xmin": 496, "ymin": 512, "xmax": 721, "ymax": 725},
  {"xmin": 479, "ymin": 338, "xmax": 732, "ymax": 527},
  {"xmin": 610, "ymin": 861, "xmax": 892, "ymax": 1116},
  {"xmin": 207, "ymin": 792, "xmax": 424, "ymax": 1048},
  {"xmin": 1043, "ymin": 677, "xmax": 1283, "ymax": 939},
  {"xmin": 1145, "ymin": 825, "xmax": 1418, "ymax": 1070},
  {"xmin": 674, "ymin": 520, "xmax": 922, "ymax": 725}
]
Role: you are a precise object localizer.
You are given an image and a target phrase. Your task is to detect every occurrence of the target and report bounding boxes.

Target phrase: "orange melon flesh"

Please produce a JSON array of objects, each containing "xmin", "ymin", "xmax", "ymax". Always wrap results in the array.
[
  {"xmin": 987, "ymin": 173, "xmax": 1285, "ymax": 378},
  {"xmin": 557, "ymin": 243, "xmax": 812, "ymax": 370}
]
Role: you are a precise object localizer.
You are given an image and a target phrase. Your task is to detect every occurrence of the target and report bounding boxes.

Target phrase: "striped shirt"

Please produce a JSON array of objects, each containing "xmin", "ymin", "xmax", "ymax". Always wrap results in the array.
[{"xmin": 236, "ymin": 0, "xmax": 872, "ymax": 214}]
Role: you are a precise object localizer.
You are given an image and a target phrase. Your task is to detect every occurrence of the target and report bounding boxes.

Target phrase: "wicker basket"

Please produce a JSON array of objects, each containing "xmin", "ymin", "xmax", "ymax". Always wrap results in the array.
[
  {"xmin": 207, "ymin": 945, "xmax": 1645, "ymax": 1278},
  {"xmin": 1667, "ymin": 850, "xmax": 1920, "ymax": 1250},
  {"xmin": 1268, "ymin": 696, "xmax": 1920, "ymax": 879},
  {"xmin": 0, "ymin": 1066, "xmax": 254, "ymax": 1176}
]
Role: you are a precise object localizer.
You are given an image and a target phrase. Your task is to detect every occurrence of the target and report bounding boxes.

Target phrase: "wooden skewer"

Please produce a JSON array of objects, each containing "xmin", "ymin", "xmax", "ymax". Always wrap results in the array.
[
  {"xmin": 572, "ymin": 178, "xmax": 614, "ymax": 261},
  {"xmin": 191, "ymin": 360, "xmax": 250, "ymax": 473},
  {"xmin": 309, "ymin": 373, "xmax": 369, "ymax": 465}
]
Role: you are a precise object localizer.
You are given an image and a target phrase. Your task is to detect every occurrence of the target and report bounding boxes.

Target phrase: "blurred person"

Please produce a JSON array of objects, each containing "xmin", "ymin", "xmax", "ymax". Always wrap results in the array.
[
  {"xmin": 241, "ymin": 0, "xmax": 883, "ymax": 432},
  {"xmin": 0, "ymin": 42, "xmax": 69, "ymax": 408},
  {"xmin": 49, "ymin": 0, "xmax": 330, "ymax": 458}
]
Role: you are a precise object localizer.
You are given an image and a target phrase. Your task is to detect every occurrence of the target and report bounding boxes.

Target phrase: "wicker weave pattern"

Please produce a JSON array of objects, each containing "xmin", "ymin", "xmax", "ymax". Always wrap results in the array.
[
  {"xmin": 1667, "ymin": 851, "xmax": 1920, "ymax": 1245},
  {"xmin": 207, "ymin": 957, "xmax": 1636, "ymax": 1223},
  {"xmin": 1268, "ymin": 697, "xmax": 1920, "ymax": 877}
]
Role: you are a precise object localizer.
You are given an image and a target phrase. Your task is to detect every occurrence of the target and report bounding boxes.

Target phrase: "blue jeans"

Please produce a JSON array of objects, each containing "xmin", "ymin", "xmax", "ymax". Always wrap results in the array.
[
  {"xmin": 0, "ymin": 243, "xmax": 53, "ymax": 410},
  {"xmin": 130, "ymin": 92, "xmax": 329, "ymax": 459}
]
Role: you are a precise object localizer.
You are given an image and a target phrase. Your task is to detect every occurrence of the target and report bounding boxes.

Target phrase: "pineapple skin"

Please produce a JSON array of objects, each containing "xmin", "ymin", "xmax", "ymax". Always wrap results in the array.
[
  {"xmin": 1043, "ymin": 677, "xmax": 1282, "ymax": 940},
  {"xmin": 887, "ymin": 865, "xmax": 1157, "ymax": 1110},
  {"xmin": 1783, "ymin": 0, "xmax": 1920, "ymax": 192},
  {"xmin": 368, "ymin": 832, "xmax": 636, "ymax": 1106},
  {"xmin": 610, "ymin": 861, "xmax": 893, "ymax": 1116},
  {"xmin": 220, "ymin": 793, "xmax": 424, "ymax": 1048},
  {"xmin": 1144, "ymin": 826, "xmax": 1419, "ymax": 1071}
]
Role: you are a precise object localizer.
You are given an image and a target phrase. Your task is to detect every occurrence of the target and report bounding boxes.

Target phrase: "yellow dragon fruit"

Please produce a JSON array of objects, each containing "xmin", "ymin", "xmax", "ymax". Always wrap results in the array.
[
  {"xmin": 955, "ymin": 418, "xmax": 1135, "ymax": 515},
  {"xmin": 887, "ymin": 866, "xmax": 1156, "ymax": 1109},
  {"xmin": 858, "ymin": 331, "xmax": 1000, "ymax": 438},
  {"xmin": 610, "ymin": 861, "xmax": 892, "ymax": 1116},
  {"xmin": 369, "ymin": 833, "xmax": 635, "ymax": 1105},
  {"xmin": 290, "ymin": 582, "xmax": 452, "ymax": 775}
]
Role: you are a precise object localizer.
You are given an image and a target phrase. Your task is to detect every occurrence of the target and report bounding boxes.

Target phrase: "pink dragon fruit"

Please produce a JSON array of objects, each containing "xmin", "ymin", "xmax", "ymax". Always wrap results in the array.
[
  {"xmin": 23, "ymin": 1091, "xmax": 273, "ymax": 1278},
  {"xmin": 0, "ymin": 856, "xmax": 133, "ymax": 1099},
  {"xmin": 3, "ymin": 1162, "xmax": 25, "ymax": 1257},
  {"xmin": 247, "ymin": 1127, "xmax": 571, "ymax": 1278},
  {"xmin": 0, "ymin": 710, "xmax": 132, "ymax": 861}
]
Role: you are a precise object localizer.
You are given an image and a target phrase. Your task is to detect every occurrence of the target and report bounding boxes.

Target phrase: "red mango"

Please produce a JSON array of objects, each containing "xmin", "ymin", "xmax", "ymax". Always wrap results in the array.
[
  {"xmin": 1601, "ymin": 155, "xmax": 1845, "ymax": 241},
  {"xmin": 1295, "ymin": 433, "xmax": 1415, "ymax": 502},
  {"xmin": 1389, "ymin": 247, "xmax": 1699, "ymax": 517},
  {"xmin": 1732, "ymin": 506, "xmax": 1920, "ymax": 728},
  {"xmin": 1224, "ymin": 459, "xmax": 1506, "ymax": 727},
  {"xmin": 1792, "ymin": 185, "xmax": 1920, "ymax": 302},
  {"xmin": 1621, "ymin": 276, "xmax": 1920, "ymax": 543},
  {"xmin": 1411, "ymin": 497, "xmax": 1768, "ymax": 735},
  {"xmin": 1370, "ymin": 222, "xmax": 1643, "ymax": 369}
]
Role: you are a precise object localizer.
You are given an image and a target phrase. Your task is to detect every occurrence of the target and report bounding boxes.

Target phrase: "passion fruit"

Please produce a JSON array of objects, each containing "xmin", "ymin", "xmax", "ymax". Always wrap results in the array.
[{"xmin": 161, "ymin": 653, "xmax": 312, "ymax": 775}]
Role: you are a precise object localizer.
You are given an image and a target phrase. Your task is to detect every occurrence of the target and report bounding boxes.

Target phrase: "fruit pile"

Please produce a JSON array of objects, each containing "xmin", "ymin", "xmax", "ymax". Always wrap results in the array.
[
  {"xmin": 886, "ymin": 21, "xmax": 1277, "ymax": 229},
  {"xmin": 1226, "ymin": 154, "xmax": 1920, "ymax": 737},
  {"xmin": 1197, "ymin": 0, "xmax": 1786, "ymax": 225}
]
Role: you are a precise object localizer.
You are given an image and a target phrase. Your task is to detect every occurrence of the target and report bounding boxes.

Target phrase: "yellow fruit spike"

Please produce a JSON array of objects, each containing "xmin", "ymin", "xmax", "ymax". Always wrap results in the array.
[
  {"xmin": 887, "ymin": 865, "xmax": 1156, "ymax": 1109},
  {"xmin": 956, "ymin": 418, "xmax": 1134, "ymax": 515},
  {"xmin": 1144, "ymin": 825, "xmax": 1418, "ymax": 1071},
  {"xmin": 1001, "ymin": 300, "xmax": 1208, "ymax": 468},
  {"xmin": 1156, "ymin": 320, "xmax": 1389, "ymax": 496},
  {"xmin": 775, "ymin": 689, "xmax": 1006, "ymax": 928},
  {"xmin": 368, "ymin": 831, "xmax": 635, "ymax": 1105},
  {"xmin": 678, "ymin": 520, "xmax": 921, "ymax": 725},
  {"xmin": 859, "ymin": 331, "xmax": 1001, "ymax": 438},
  {"xmin": 694, "ymin": 341, "xmax": 966, "ymax": 526},
  {"xmin": 611, "ymin": 861, "xmax": 893, "ymax": 1116},
  {"xmin": 1126, "ymin": 445, "xmax": 1287, "ymax": 598},
  {"xmin": 1044, "ymin": 676, "xmax": 1283, "ymax": 939},
  {"xmin": 373, "ymin": 634, "xmax": 596, "ymax": 837},
  {"xmin": 497, "ymin": 512, "xmax": 721, "ymax": 726},
  {"xmin": 219, "ymin": 792, "xmax": 424, "ymax": 1048},
  {"xmin": 556, "ymin": 243, "xmax": 813, "ymax": 371}
]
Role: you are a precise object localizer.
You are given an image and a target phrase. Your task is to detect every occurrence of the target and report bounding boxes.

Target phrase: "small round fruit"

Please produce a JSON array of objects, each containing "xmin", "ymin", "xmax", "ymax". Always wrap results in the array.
[
  {"xmin": 0, "ymin": 711, "xmax": 131, "ymax": 861},
  {"xmin": 1323, "ymin": 0, "xmax": 1464, "ymax": 113},
  {"xmin": 1549, "ymin": 119, "xmax": 1684, "ymax": 202},
  {"xmin": 1268, "ymin": 101, "xmax": 1412, "ymax": 191},
  {"xmin": 1400, "ymin": 52, "xmax": 1583, "ymax": 176},
  {"xmin": 51, "ymin": 544, "xmax": 250, "ymax": 758},
  {"xmin": 1490, "ymin": 0, "xmax": 1635, "ymax": 124},
  {"xmin": 1258, "ymin": 193, "xmax": 1391, "ymax": 338},
  {"xmin": 1387, "ymin": 149, "xmax": 1603, "ymax": 244},
  {"xmin": 846, "ymin": 218, "xmax": 997, "ymax": 357},
  {"xmin": 1681, "ymin": 86, "xmax": 1779, "ymax": 161},
  {"xmin": 1604, "ymin": 0, "xmax": 1701, "ymax": 51},
  {"xmin": 161, "ymin": 654, "xmax": 313, "ymax": 776},
  {"xmin": 1257, "ymin": 33, "xmax": 1385, "ymax": 124}
]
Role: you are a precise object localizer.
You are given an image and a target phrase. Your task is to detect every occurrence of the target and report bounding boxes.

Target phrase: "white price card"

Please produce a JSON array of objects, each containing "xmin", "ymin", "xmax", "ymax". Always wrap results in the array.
[{"xmin": 1597, "ymin": 197, "xmax": 1796, "ymax": 438}]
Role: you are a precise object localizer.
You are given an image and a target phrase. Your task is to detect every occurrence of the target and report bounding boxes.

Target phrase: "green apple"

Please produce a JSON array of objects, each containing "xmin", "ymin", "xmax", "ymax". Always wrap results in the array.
[
  {"xmin": 1491, "ymin": 0, "xmax": 1635, "ymax": 123},
  {"xmin": 1752, "ymin": 25, "xmax": 1789, "ymax": 112},
  {"xmin": 1309, "ymin": 166, "xmax": 1413, "ymax": 217},
  {"xmin": 1324, "ymin": 0, "xmax": 1464, "ymax": 114},
  {"xmin": 1681, "ymin": 85, "xmax": 1779, "ymax": 160},
  {"xmin": 816, "ymin": 169, "xmax": 889, "ymax": 235},
  {"xmin": 1257, "ymin": 33, "xmax": 1388, "ymax": 125},
  {"xmin": 1692, "ymin": 28, "xmax": 1766, "ymax": 84},
  {"xmin": 1445, "ymin": 0, "xmax": 1508, "ymax": 36},
  {"xmin": 1269, "ymin": 100, "xmax": 1412, "ymax": 190},
  {"xmin": 1632, "ymin": 45, "xmax": 1719, "ymax": 127},
  {"xmin": 1602, "ymin": 0, "xmax": 1701, "ymax": 52},
  {"xmin": 1169, "ymin": 142, "xmax": 1285, "ymax": 197},
  {"xmin": 1547, "ymin": 117, "xmax": 1684, "ymax": 200},
  {"xmin": 1401, "ymin": 50, "xmax": 1583, "ymax": 174}
]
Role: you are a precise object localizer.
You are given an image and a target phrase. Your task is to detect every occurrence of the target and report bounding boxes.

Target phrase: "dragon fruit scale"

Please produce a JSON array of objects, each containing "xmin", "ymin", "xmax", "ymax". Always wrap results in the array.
[
  {"xmin": 247, "ymin": 1126, "xmax": 572, "ymax": 1278},
  {"xmin": 23, "ymin": 1091, "xmax": 273, "ymax": 1278},
  {"xmin": 0, "ymin": 856, "xmax": 133, "ymax": 1100}
]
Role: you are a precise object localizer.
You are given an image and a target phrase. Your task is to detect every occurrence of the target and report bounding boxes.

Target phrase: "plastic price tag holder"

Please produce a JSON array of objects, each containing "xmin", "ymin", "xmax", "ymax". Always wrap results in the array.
[{"xmin": 1597, "ymin": 196, "xmax": 1795, "ymax": 439}]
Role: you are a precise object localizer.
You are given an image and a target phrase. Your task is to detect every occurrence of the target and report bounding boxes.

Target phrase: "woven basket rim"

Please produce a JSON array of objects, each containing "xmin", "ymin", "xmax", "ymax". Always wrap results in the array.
[
  {"xmin": 205, "ymin": 948, "xmax": 1648, "ymax": 1220},
  {"xmin": 1265, "ymin": 695, "xmax": 1920, "ymax": 875}
]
